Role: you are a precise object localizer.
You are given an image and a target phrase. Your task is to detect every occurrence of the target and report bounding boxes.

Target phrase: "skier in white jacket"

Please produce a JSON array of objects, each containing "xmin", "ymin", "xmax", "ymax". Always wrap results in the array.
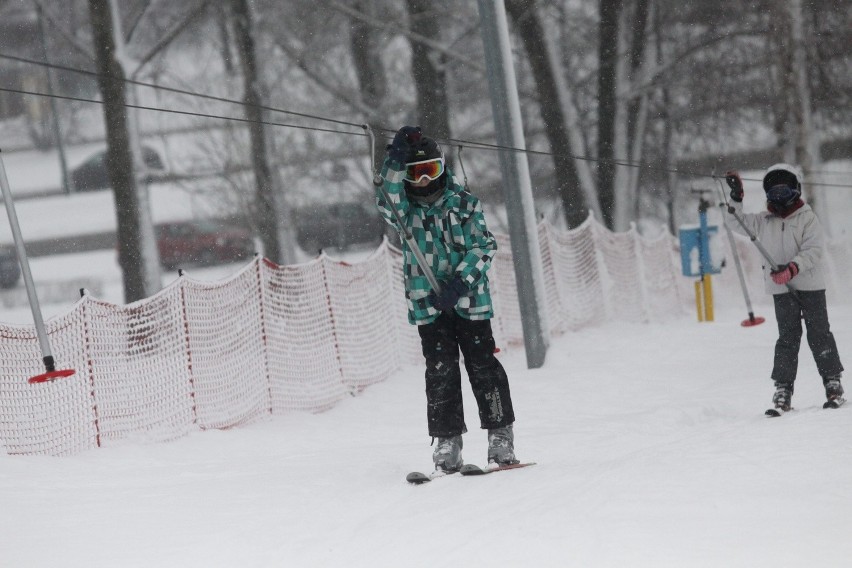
[{"xmin": 725, "ymin": 163, "xmax": 844, "ymax": 413}]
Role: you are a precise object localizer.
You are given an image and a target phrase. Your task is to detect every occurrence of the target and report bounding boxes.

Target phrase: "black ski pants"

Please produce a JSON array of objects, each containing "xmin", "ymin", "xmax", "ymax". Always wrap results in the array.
[
  {"xmin": 417, "ymin": 312, "xmax": 515, "ymax": 438},
  {"xmin": 772, "ymin": 290, "xmax": 843, "ymax": 387}
]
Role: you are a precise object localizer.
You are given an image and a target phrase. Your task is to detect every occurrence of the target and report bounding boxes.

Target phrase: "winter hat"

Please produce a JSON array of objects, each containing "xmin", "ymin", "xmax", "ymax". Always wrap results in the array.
[
  {"xmin": 406, "ymin": 136, "xmax": 444, "ymax": 164},
  {"xmin": 403, "ymin": 135, "xmax": 447, "ymax": 203}
]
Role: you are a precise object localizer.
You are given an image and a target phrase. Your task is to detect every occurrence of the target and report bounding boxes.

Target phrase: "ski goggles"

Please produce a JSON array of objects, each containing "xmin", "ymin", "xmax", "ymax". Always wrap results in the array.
[
  {"xmin": 404, "ymin": 158, "xmax": 444, "ymax": 183},
  {"xmin": 766, "ymin": 183, "xmax": 798, "ymax": 204}
]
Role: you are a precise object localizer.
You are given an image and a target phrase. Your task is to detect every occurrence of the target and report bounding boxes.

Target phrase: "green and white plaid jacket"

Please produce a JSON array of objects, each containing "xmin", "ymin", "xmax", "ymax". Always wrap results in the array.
[{"xmin": 375, "ymin": 156, "xmax": 496, "ymax": 325}]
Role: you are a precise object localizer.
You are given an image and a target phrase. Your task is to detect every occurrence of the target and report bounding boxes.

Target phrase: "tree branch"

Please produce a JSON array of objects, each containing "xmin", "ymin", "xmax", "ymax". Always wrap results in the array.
[
  {"xmin": 124, "ymin": 0, "xmax": 154, "ymax": 45},
  {"xmin": 32, "ymin": 0, "xmax": 94, "ymax": 60},
  {"xmin": 325, "ymin": 0, "xmax": 485, "ymax": 73},
  {"xmin": 130, "ymin": 0, "xmax": 211, "ymax": 78},
  {"xmin": 272, "ymin": 38, "xmax": 379, "ymax": 120}
]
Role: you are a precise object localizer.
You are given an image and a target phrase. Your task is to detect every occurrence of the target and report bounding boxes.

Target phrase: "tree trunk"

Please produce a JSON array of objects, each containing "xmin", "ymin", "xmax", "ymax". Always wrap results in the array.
[
  {"xmin": 662, "ymin": 91, "xmax": 677, "ymax": 236},
  {"xmin": 351, "ymin": 0, "xmax": 387, "ymax": 111},
  {"xmin": 785, "ymin": 0, "xmax": 827, "ymax": 234},
  {"xmin": 217, "ymin": 4, "xmax": 234, "ymax": 74},
  {"xmin": 505, "ymin": 0, "xmax": 594, "ymax": 229},
  {"xmin": 350, "ymin": 0, "xmax": 388, "ymax": 169},
  {"xmin": 231, "ymin": 0, "xmax": 294, "ymax": 264},
  {"xmin": 597, "ymin": 0, "xmax": 621, "ymax": 229},
  {"xmin": 405, "ymin": 0, "xmax": 452, "ymax": 144},
  {"xmin": 773, "ymin": 5, "xmax": 796, "ymax": 164},
  {"xmin": 613, "ymin": 0, "xmax": 651, "ymax": 231},
  {"xmin": 88, "ymin": 0, "xmax": 149, "ymax": 302},
  {"xmin": 625, "ymin": 0, "xmax": 650, "ymax": 150},
  {"xmin": 655, "ymin": 3, "xmax": 676, "ymax": 235}
]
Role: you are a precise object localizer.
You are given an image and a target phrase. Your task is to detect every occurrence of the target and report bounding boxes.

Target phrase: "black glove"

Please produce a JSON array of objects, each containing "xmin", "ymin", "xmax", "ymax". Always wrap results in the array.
[
  {"xmin": 725, "ymin": 170, "xmax": 744, "ymax": 202},
  {"xmin": 429, "ymin": 277, "xmax": 468, "ymax": 312},
  {"xmin": 386, "ymin": 125, "xmax": 421, "ymax": 164}
]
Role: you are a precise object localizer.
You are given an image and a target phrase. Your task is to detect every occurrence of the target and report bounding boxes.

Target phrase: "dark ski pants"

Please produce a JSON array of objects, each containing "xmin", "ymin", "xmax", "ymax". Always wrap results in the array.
[
  {"xmin": 772, "ymin": 290, "xmax": 843, "ymax": 388},
  {"xmin": 417, "ymin": 312, "xmax": 515, "ymax": 438}
]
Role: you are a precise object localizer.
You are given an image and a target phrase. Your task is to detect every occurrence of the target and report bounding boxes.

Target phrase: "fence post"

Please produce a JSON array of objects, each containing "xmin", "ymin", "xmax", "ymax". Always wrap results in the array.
[
  {"xmin": 319, "ymin": 254, "xmax": 347, "ymax": 393},
  {"xmin": 177, "ymin": 272, "xmax": 198, "ymax": 425},
  {"xmin": 253, "ymin": 256, "xmax": 275, "ymax": 414},
  {"xmin": 79, "ymin": 292, "xmax": 101, "ymax": 449}
]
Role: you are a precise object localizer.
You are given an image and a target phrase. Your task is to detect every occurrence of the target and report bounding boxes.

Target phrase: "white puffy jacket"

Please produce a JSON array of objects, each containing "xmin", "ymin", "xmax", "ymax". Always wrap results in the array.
[{"xmin": 728, "ymin": 200, "xmax": 826, "ymax": 295}]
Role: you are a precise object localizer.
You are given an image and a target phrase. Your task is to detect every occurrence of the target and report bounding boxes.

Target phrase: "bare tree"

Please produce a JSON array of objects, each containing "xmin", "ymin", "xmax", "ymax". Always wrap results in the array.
[
  {"xmin": 88, "ymin": 0, "xmax": 153, "ymax": 302},
  {"xmin": 596, "ymin": 0, "xmax": 621, "ymax": 229},
  {"xmin": 405, "ymin": 0, "xmax": 452, "ymax": 143},
  {"xmin": 230, "ymin": 0, "xmax": 295, "ymax": 264},
  {"xmin": 505, "ymin": 0, "xmax": 593, "ymax": 229},
  {"xmin": 612, "ymin": 0, "xmax": 651, "ymax": 231},
  {"xmin": 773, "ymin": 0, "xmax": 828, "ymax": 232},
  {"xmin": 349, "ymin": 0, "xmax": 389, "ymax": 167}
]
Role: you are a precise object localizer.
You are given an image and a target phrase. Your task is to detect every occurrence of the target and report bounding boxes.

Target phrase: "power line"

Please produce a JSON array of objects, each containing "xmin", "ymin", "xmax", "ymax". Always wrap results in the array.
[
  {"xmin": 0, "ymin": 52, "xmax": 364, "ymax": 131},
  {"xmin": 1, "ymin": 52, "xmax": 850, "ymax": 189},
  {"xmin": 435, "ymin": 136, "xmax": 852, "ymax": 189},
  {"xmin": 0, "ymin": 86, "xmax": 364, "ymax": 138}
]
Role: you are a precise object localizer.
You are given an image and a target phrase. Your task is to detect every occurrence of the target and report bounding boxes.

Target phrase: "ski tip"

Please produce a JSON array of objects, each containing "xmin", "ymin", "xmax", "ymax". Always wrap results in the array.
[
  {"xmin": 499, "ymin": 461, "xmax": 536, "ymax": 470},
  {"xmin": 406, "ymin": 471, "xmax": 431, "ymax": 484}
]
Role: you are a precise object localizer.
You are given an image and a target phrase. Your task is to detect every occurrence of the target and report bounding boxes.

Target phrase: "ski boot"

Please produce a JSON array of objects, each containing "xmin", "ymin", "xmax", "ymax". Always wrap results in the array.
[
  {"xmin": 823, "ymin": 376, "xmax": 845, "ymax": 409},
  {"xmin": 433, "ymin": 435, "xmax": 463, "ymax": 474},
  {"xmin": 487, "ymin": 424, "xmax": 519, "ymax": 466},
  {"xmin": 770, "ymin": 382, "xmax": 793, "ymax": 414}
]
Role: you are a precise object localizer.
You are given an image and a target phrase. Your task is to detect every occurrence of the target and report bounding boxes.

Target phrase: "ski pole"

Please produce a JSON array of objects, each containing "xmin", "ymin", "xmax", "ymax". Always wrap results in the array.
[
  {"xmin": 714, "ymin": 179, "xmax": 764, "ymax": 326},
  {"xmin": 363, "ymin": 125, "xmax": 442, "ymax": 294},
  {"xmin": 716, "ymin": 176, "xmax": 801, "ymax": 303},
  {"xmin": 0, "ymin": 150, "xmax": 75, "ymax": 384}
]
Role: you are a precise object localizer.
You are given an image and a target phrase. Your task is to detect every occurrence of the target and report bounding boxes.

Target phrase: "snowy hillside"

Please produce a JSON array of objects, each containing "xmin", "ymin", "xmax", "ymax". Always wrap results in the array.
[
  {"xmin": 2, "ymin": 304, "xmax": 851, "ymax": 567},
  {"xmin": 1, "ymin": 150, "xmax": 850, "ymax": 566}
]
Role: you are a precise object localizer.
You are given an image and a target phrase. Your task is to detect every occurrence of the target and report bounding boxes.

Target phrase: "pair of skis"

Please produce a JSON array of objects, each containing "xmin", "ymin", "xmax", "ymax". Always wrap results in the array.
[
  {"xmin": 765, "ymin": 397, "xmax": 846, "ymax": 417},
  {"xmin": 406, "ymin": 462, "xmax": 534, "ymax": 485}
]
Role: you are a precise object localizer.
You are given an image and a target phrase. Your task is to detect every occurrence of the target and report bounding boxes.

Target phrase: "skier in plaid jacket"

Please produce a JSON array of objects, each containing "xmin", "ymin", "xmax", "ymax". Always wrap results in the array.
[{"xmin": 375, "ymin": 126, "xmax": 517, "ymax": 472}]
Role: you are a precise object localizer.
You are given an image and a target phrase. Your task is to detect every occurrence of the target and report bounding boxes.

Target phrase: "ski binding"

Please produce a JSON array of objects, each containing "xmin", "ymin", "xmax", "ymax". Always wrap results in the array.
[
  {"xmin": 765, "ymin": 406, "xmax": 791, "ymax": 417},
  {"xmin": 405, "ymin": 469, "xmax": 458, "ymax": 485}
]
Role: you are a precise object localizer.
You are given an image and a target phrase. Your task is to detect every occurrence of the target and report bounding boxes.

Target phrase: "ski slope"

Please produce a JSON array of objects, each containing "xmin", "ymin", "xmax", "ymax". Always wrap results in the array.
[
  {"xmin": 1, "ymin": 152, "xmax": 850, "ymax": 566},
  {"xmin": 2, "ymin": 302, "xmax": 851, "ymax": 568}
]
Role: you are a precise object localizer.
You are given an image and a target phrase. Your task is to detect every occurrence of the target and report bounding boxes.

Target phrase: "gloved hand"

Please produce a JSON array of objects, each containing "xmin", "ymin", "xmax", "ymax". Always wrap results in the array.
[
  {"xmin": 725, "ymin": 171, "xmax": 744, "ymax": 202},
  {"xmin": 771, "ymin": 262, "xmax": 799, "ymax": 285},
  {"xmin": 386, "ymin": 125, "xmax": 421, "ymax": 164},
  {"xmin": 429, "ymin": 277, "xmax": 468, "ymax": 312}
]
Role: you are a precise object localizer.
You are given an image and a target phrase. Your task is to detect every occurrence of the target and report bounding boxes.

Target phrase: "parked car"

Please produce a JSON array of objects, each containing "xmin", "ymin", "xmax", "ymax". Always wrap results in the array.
[
  {"xmin": 156, "ymin": 220, "xmax": 255, "ymax": 270},
  {"xmin": 0, "ymin": 245, "xmax": 21, "ymax": 288},
  {"xmin": 72, "ymin": 145, "xmax": 165, "ymax": 192},
  {"xmin": 294, "ymin": 201, "xmax": 386, "ymax": 254}
]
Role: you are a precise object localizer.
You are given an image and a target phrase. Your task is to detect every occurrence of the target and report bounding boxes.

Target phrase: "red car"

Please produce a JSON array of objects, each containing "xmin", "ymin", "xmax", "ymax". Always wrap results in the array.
[{"xmin": 156, "ymin": 220, "xmax": 255, "ymax": 270}]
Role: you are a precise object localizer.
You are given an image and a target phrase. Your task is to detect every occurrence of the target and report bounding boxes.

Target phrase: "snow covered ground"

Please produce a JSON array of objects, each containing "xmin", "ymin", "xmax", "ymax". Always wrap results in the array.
[
  {"xmin": 1, "ymin": 156, "xmax": 851, "ymax": 566},
  {"xmin": 2, "ymin": 302, "xmax": 851, "ymax": 567}
]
